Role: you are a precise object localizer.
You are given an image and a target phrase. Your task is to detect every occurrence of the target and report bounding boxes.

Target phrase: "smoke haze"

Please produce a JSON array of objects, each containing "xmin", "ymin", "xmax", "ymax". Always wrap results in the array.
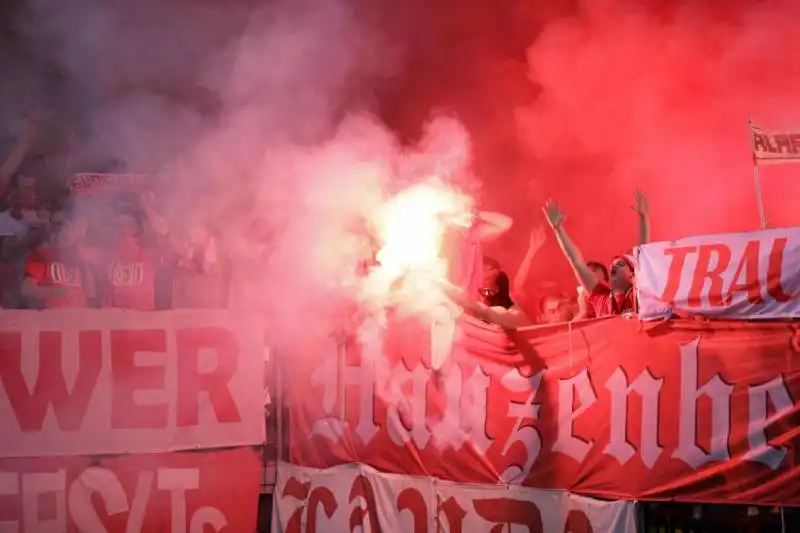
[{"xmin": 1, "ymin": 0, "xmax": 799, "ymax": 321}]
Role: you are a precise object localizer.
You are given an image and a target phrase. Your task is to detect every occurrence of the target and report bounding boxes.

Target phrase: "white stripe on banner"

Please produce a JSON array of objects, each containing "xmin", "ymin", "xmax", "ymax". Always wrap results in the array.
[{"xmin": 272, "ymin": 461, "xmax": 637, "ymax": 533}]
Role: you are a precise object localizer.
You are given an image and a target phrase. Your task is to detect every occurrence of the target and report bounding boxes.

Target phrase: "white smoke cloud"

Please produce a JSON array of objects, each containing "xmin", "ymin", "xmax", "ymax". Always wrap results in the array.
[{"xmin": 5, "ymin": 0, "xmax": 476, "ymax": 345}]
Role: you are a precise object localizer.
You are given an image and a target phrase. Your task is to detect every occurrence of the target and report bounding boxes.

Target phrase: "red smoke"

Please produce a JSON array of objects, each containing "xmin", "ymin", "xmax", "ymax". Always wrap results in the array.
[
  {"xmin": 6, "ymin": 0, "xmax": 800, "ymax": 315},
  {"xmin": 390, "ymin": 0, "xmax": 800, "ymax": 292}
]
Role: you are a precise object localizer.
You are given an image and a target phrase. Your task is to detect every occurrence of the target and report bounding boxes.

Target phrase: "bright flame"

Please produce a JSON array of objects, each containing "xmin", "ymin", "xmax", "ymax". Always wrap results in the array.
[{"xmin": 360, "ymin": 178, "xmax": 474, "ymax": 320}]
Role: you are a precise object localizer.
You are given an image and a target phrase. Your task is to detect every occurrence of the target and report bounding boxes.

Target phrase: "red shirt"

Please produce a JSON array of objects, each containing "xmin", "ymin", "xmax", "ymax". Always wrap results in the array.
[
  {"xmin": 103, "ymin": 246, "xmax": 157, "ymax": 310},
  {"xmin": 25, "ymin": 245, "xmax": 89, "ymax": 308},
  {"xmin": 587, "ymin": 284, "xmax": 636, "ymax": 317}
]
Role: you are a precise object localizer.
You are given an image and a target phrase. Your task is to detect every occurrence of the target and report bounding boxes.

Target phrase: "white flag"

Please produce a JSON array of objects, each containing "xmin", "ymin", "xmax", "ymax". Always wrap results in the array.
[{"xmin": 750, "ymin": 123, "xmax": 800, "ymax": 164}]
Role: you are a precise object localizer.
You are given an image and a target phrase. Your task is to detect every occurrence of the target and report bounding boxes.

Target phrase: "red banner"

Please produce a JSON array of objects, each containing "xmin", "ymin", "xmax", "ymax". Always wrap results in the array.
[
  {"xmin": 273, "ymin": 461, "xmax": 636, "ymax": 533},
  {"xmin": 286, "ymin": 315, "xmax": 800, "ymax": 506},
  {"xmin": 0, "ymin": 447, "xmax": 260, "ymax": 533}
]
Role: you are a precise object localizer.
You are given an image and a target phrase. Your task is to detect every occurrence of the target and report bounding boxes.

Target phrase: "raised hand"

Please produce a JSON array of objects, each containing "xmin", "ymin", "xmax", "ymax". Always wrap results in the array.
[
  {"xmin": 542, "ymin": 199, "xmax": 566, "ymax": 229},
  {"xmin": 631, "ymin": 188, "xmax": 649, "ymax": 217},
  {"xmin": 529, "ymin": 224, "xmax": 547, "ymax": 252}
]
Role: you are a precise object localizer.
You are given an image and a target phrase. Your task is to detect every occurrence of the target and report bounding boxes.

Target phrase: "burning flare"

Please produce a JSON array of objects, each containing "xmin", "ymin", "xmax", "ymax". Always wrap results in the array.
[{"xmin": 360, "ymin": 178, "xmax": 474, "ymax": 321}]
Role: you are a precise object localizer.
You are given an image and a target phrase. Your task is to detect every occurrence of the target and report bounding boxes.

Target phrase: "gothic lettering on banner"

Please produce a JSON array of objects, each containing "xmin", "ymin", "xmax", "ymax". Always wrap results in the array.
[{"xmin": 287, "ymin": 314, "xmax": 800, "ymax": 506}]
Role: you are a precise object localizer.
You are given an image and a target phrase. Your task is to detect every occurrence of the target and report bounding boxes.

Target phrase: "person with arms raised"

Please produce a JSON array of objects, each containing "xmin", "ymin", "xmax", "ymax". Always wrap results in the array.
[
  {"xmin": 542, "ymin": 192, "xmax": 648, "ymax": 317},
  {"xmin": 441, "ymin": 212, "xmax": 535, "ymax": 329}
]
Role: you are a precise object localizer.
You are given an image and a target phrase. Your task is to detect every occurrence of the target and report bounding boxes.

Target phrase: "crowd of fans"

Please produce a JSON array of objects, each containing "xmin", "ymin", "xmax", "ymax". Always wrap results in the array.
[
  {"xmin": 0, "ymin": 113, "xmax": 250, "ymax": 311},
  {"xmin": 0, "ymin": 111, "xmax": 652, "ymax": 324},
  {"xmin": 454, "ymin": 189, "xmax": 650, "ymax": 328}
]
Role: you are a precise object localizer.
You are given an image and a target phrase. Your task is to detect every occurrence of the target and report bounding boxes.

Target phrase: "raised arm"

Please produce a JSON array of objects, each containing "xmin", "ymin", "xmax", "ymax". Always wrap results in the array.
[
  {"xmin": 466, "ymin": 301, "xmax": 532, "ymax": 329},
  {"xmin": 511, "ymin": 224, "xmax": 546, "ymax": 304},
  {"xmin": 440, "ymin": 281, "xmax": 532, "ymax": 329},
  {"xmin": 475, "ymin": 211, "xmax": 513, "ymax": 242},
  {"xmin": 542, "ymin": 199, "xmax": 599, "ymax": 292},
  {"xmin": 0, "ymin": 111, "xmax": 37, "ymax": 189},
  {"xmin": 631, "ymin": 188, "xmax": 650, "ymax": 245}
]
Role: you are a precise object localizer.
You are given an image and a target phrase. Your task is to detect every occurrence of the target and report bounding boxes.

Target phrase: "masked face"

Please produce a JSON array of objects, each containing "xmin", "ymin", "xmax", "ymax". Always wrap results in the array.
[{"xmin": 479, "ymin": 265, "xmax": 501, "ymax": 305}]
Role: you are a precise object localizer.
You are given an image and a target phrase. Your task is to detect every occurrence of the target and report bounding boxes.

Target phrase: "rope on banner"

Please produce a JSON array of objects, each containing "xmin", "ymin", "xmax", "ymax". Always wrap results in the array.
[{"xmin": 567, "ymin": 319, "xmax": 573, "ymax": 369}]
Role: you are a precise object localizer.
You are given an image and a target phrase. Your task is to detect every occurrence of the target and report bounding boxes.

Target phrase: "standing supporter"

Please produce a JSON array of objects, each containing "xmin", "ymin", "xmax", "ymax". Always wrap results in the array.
[
  {"xmin": 0, "ymin": 166, "xmax": 52, "ymax": 308},
  {"xmin": 441, "ymin": 211, "xmax": 537, "ymax": 329},
  {"xmin": 444, "ymin": 210, "xmax": 510, "ymax": 298},
  {"xmin": 100, "ymin": 200, "xmax": 160, "ymax": 310},
  {"xmin": 543, "ymin": 196, "xmax": 644, "ymax": 318},
  {"xmin": 0, "ymin": 169, "xmax": 45, "ymax": 226},
  {"xmin": 0, "ymin": 214, "xmax": 46, "ymax": 307},
  {"xmin": 587, "ymin": 255, "xmax": 637, "ymax": 316},
  {"xmin": 507, "ymin": 223, "xmax": 581, "ymax": 325},
  {"xmin": 23, "ymin": 212, "xmax": 99, "ymax": 308},
  {"xmin": 445, "ymin": 256, "xmax": 533, "ymax": 329},
  {"xmin": 0, "ymin": 110, "xmax": 37, "ymax": 197}
]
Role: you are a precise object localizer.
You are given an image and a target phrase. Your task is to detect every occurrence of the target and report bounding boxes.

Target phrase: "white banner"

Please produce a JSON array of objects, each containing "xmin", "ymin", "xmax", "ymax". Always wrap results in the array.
[
  {"xmin": 0, "ymin": 309, "xmax": 266, "ymax": 457},
  {"xmin": 272, "ymin": 462, "xmax": 636, "ymax": 533},
  {"xmin": 750, "ymin": 124, "xmax": 800, "ymax": 163},
  {"xmin": 636, "ymin": 228, "xmax": 800, "ymax": 320}
]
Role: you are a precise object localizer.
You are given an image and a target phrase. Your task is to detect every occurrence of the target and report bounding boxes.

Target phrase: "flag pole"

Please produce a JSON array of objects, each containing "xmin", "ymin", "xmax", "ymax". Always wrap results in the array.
[{"xmin": 749, "ymin": 118, "xmax": 767, "ymax": 230}]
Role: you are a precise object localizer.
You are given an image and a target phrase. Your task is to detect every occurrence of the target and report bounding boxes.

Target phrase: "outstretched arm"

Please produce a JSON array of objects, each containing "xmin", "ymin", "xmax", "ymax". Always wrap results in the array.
[
  {"xmin": 542, "ymin": 199, "xmax": 599, "ymax": 292},
  {"xmin": 0, "ymin": 111, "xmax": 37, "ymax": 189},
  {"xmin": 631, "ymin": 188, "xmax": 650, "ymax": 245},
  {"xmin": 475, "ymin": 211, "xmax": 513, "ymax": 242},
  {"xmin": 466, "ymin": 301, "xmax": 532, "ymax": 329},
  {"xmin": 440, "ymin": 281, "xmax": 532, "ymax": 329},
  {"xmin": 511, "ymin": 224, "xmax": 546, "ymax": 304}
]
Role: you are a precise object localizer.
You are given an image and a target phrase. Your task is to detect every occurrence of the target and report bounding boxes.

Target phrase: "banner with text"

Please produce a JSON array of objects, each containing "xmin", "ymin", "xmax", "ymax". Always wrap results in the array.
[
  {"xmin": 750, "ymin": 124, "xmax": 800, "ymax": 163},
  {"xmin": 0, "ymin": 310, "xmax": 266, "ymax": 458},
  {"xmin": 636, "ymin": 228, "xmax": 800, "ymax": 320},
  {"xmin": 286, "ymin": 315, "xmax": 800, "ymax": 506},
  {"xmin": 71, "ymin": 173, "xmax": 166, "ymax": 197},
  {"xmin": 273, "ymin": 461, "xmax": 636, "ymax": 533},
  {"xmin": 0, "ymin": 447, "xmax": 260, "ymax": 533}
]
